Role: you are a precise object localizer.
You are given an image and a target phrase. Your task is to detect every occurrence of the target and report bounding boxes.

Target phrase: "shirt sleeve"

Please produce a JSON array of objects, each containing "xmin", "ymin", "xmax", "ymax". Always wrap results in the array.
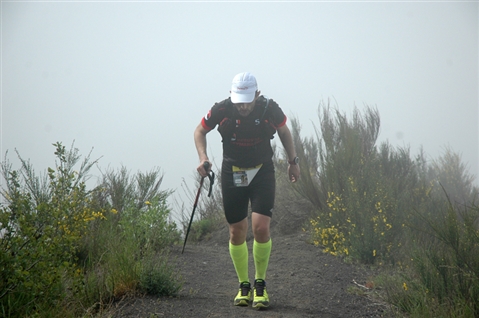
[
  {"xmin": 200, "ymin": 100, "xmax": 228, "ymax": 131},
  {"xmin": 269, "ymin": 99, "xmax": 287, "ymax": 128}
]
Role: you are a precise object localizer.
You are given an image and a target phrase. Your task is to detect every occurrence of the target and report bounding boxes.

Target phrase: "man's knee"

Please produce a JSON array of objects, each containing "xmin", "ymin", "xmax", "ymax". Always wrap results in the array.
[
  {"xmin": 252, "ymin": 213, "xmax": 271, "ymax": 242},
  {"xmin": 252, "ymin": 223, "xmax": 269, "ymax": 237},
  {"xmin": 229, "ymin": 218, "xmax": 248, "ymax": 244}
]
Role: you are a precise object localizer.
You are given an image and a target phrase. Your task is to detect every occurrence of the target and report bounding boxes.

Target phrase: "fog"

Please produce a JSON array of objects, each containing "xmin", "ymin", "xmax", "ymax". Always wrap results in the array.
[{"xmin": 2, "ymin": 1, "xmax": 478, "ymax": 214}]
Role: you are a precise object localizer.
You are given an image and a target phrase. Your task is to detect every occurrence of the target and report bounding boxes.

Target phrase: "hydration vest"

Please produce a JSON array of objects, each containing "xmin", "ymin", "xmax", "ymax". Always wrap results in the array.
[{"xmin": 217, "ymin": 96, "xmax": 277, "ymax": 143}]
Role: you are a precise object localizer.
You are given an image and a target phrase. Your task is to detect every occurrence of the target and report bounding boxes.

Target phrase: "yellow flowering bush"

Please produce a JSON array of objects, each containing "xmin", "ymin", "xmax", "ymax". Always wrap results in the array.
[
  {"xmin": 295, "ymin": 106, "xmax": 416, "ymax": 264},
  {"xmin": 289, "ymin": 104, "xmax": 479, "ymax": 315},
  {"xmin": 310, "ymin": 217, "xmax": 348, "ymax": 256},
  {"xmin": 0, "ymin": 143, "xmax": 106, "ymax": 316}
]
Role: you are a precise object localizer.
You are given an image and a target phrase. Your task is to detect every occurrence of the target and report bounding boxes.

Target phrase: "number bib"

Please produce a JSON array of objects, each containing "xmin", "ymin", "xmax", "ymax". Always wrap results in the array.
[{"xmin": 232, "ymin": 164, "xmax": 263, "ymax": 187}]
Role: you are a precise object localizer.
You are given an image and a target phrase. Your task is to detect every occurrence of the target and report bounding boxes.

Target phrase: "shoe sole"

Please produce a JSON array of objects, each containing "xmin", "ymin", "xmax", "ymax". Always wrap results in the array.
[
  {"xmin": 252, "ymin": 301, "xmax": 269, "ymax": 309},
  {"xmin": 234, "ymin": 299, "xmax": 249, "ymax": 306}
]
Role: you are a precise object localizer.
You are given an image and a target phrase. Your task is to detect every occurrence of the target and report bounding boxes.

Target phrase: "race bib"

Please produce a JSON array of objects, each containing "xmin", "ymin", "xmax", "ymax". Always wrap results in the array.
[{"xmin": 232, "ymin": 164, "xmax": 263, "ymax": 187}]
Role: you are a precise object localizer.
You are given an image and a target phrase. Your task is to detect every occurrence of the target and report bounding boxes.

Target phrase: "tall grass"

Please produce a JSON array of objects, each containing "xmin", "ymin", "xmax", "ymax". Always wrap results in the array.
[
  {"xmin": 0, "ymin": 142, "xmax": 181, "ymax": 317},
  {"xmin": 288, "ymin": 101, "xmax": 479, "ymax": 316},
  {"xmin": 402, "ymin": 194, "xmax": 479, "ymax": 317}
]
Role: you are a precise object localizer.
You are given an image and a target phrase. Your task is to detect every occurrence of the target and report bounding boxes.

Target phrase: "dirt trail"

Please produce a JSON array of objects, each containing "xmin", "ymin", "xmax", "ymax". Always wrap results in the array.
[{"xmin": 109, "ymin": 227, "xmax": 389, "ymax": 318}]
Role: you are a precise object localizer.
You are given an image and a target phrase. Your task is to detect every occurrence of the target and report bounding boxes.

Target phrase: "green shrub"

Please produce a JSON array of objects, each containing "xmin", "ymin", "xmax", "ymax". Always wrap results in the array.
[
  {"xmin": 0, "ymin": 142, "xmax": 101, "ymax": 317},
  {"xmin": 288, "ymin": 101, "xmax": 478, "ymax": 316},
  {"xmin": 188, "ymin": 218, "xmax": 217, "ymax": 242},
  {"xmin": 79, "ymin": 167, "xmax": 181, "ymax": 306},
  {"xmin": 120, "ymin": 197, "xmax": 180, "ymax": 254},
  {"xmin": 0, "ymin": 143, "xmax": 182, "ymax": 317},
  {"xmin": 292, "ymin": 104, "xmax": 418, "ymax": 264},
  {"xmin": 139, "ymin": 253, "xmax": 182, "ymax": 296},
  {"xmin": 429, "ymin": 147, "xmax": 478, "ymax": 205},
  {"xmin": 405, "ymin": 197, "xmax": 479, "ymax": 317}
]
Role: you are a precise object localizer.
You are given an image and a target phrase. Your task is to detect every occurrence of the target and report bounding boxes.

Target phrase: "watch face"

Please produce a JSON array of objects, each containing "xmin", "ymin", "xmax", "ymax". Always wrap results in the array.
[{"xmin": 289, "ymin": 157, "xmax": 299, "ymax": 164}]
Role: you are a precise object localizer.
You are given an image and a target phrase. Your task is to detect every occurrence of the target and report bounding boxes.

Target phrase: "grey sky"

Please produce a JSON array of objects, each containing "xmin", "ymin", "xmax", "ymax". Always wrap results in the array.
[{"xmin": 2, "ymin": 2, "xmax": 478, "ymax": 212}]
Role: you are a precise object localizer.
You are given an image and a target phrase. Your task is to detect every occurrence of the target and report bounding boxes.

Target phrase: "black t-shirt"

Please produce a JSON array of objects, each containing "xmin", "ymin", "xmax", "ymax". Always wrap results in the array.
[{"xmin": 201, "ymin": 96, "xmax": 287, "ymax": 167}]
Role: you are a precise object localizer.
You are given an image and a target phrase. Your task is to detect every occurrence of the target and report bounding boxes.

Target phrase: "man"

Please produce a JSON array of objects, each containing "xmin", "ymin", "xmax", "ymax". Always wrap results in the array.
[{"xmin": 194, "ymin": 72, "xmax": 300, "ymax": 309}]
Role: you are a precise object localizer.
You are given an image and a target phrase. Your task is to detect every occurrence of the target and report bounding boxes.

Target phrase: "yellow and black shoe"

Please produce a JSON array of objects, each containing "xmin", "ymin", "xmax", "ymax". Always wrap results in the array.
[
  {"xmin": 234, "ymin": 281, "xmax": 251, "ymax": 306},
  {"xmin": 252, "ymin": 279, "xmax": 269, "ymax": 309}
]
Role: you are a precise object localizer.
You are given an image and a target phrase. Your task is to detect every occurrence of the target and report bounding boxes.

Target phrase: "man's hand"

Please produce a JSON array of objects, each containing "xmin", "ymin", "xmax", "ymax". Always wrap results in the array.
[
  {"xmin": 197, "ymin": 160, "xmax": 211, "ymax": 177},
  {"xmin": 288, "ymin": 164, "xmax": 300, "ymax": 183}
]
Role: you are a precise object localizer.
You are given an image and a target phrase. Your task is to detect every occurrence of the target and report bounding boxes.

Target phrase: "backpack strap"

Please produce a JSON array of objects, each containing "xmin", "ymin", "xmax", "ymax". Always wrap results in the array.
[
  {"xmin": 217, "ymin": 100, "xmax": 236, "ymax": 141},
  {"xmin": 260, "ymin": 96, "xmax": 270, "ymax": 121}
]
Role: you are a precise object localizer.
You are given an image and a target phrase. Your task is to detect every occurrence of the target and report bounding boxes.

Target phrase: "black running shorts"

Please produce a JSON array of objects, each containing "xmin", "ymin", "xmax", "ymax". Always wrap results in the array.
[{"xmin": 221, "ymin": 160, "xmax": 275, "ymax": 224}]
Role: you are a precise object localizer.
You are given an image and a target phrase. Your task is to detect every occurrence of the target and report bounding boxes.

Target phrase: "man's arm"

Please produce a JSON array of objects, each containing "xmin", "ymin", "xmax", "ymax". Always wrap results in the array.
[
  {"xmin": 194, "ymin": 123, "xmax": 211, "ymax": 177},
  {"xmin": 277, "ymin": 124, "xmax": 296, "ymax": 162},
  {"xmin": 277, "ymin": 124, "xmax": 300, "ymax": 182}
]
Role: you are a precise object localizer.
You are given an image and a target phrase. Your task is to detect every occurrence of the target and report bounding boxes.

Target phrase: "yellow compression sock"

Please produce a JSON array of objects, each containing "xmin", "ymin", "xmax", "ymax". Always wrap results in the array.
[
  {"xmin": 253, "ymin": 239, "xmax": 272, "ymax": 280},
  {"xmin": 229, "ymin": 241, "xmax": 249, "ymax": 283}
]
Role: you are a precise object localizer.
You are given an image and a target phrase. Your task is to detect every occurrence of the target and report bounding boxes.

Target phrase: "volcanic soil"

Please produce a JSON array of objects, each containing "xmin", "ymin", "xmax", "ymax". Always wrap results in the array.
[{"xmin": 108, "ymin": 203, "xmax": 391, "ymax": 318}]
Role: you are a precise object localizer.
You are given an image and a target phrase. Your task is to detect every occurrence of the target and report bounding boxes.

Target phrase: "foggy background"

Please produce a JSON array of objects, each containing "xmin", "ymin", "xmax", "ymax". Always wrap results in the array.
[{"xmin": 2, "ymin": 1, "xmax": 478, "ymax": 218}]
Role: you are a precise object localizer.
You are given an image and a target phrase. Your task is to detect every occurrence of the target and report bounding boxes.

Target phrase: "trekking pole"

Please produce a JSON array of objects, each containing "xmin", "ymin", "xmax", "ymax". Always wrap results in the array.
[{"xmin": 182, "ymin": 162, "xmax": 215, "ymax": 254}]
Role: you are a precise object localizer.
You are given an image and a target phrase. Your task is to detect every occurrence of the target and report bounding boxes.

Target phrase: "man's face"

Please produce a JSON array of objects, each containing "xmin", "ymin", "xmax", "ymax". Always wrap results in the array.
[{"xmin": 232, "ymin": 91, "xmax": 260, "ymax": 117}]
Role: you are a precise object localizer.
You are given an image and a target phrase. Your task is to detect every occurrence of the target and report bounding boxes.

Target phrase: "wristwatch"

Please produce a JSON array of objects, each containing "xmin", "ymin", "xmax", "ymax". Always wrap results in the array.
[{"xmin": 288, "ymin": 156, "xmax": 299, "ymax": 165}]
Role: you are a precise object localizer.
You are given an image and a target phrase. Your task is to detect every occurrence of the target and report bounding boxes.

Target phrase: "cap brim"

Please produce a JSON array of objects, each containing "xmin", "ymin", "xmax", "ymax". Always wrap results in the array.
[{"xmin": 231, "ymin": 91, "xmax": 255, "ymax": 104}]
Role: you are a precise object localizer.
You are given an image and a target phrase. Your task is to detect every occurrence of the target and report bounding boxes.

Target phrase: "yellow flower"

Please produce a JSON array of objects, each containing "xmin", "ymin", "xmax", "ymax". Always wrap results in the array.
[
  {"xmin": 145, "ymin": 201, "xmax": 151, "ymax": 205},
  {"xmin": 403, "ymin": 282, "xmax": 408, "ymax": 291},
  {"xmin": 373, "ymin": 249, "xmax": 376, "ymax": 257}
]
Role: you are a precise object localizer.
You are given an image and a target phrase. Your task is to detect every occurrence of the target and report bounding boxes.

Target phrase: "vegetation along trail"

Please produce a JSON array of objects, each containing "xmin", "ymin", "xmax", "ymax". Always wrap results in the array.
[{"xmin": 3, "ymin": 106, "xmax": 478, "ymax": 317}]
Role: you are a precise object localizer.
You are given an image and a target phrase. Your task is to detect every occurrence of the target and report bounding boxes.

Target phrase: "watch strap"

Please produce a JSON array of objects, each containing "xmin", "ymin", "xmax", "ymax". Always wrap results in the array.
[{"xmin": 288, "ymin": 157, "xmax": 299, "ymax": 165}]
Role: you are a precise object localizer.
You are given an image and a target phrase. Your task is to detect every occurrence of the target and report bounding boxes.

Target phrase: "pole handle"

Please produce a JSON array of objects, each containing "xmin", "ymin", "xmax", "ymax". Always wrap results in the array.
[{"xmin": 203, "ymin": 161, "xmax": 210, "ymax": 173}]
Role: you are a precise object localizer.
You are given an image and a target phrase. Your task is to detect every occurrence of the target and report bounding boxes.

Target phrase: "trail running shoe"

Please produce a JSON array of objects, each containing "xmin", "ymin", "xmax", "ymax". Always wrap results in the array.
[
  {"xmin": 234, "ymin": 281, "xmax": 251, "ymax": 306},
  {"xmin": 252, "ymin": 279, "xmax": 269, "ymax": 309}
]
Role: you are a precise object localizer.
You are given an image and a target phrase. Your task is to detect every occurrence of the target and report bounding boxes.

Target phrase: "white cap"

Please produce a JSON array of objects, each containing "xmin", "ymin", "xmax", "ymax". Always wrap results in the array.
[{"xmin": 230, "ymin": 72, "xmax": 258, "ymax": 103}]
